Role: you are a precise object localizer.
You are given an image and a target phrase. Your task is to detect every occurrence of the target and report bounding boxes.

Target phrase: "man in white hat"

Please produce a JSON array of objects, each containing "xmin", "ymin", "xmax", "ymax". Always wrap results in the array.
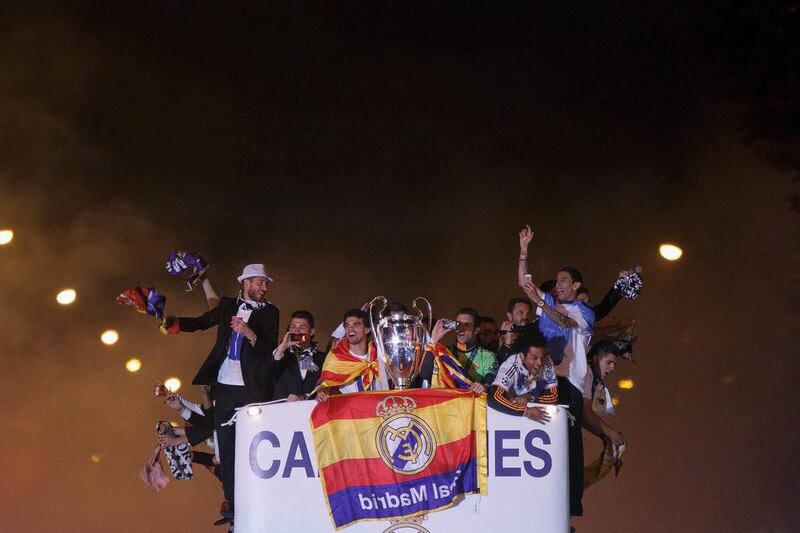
[{"xmin": 171, "ymin": 263, "xmax": 280, "ymax": 527}]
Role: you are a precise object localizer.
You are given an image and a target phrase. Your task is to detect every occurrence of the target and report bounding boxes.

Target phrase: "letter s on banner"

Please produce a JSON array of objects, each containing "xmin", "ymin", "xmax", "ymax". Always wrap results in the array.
[
  {"xmin": 523, "ymin": 429, "xmax": 552, "ymax": 477},
  {"xmin": 250, "ymin": 431, "xmax": 281, "ymax": 479}
]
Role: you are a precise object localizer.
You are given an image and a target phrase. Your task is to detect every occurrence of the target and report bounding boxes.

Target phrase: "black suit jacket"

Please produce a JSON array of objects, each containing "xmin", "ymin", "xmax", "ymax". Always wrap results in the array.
[
  {"xmin": 178, "ymin": 297, "xmax": 280, "ymax": 402},
  {"xmin": 273, "ymin": 349, "xmax": 326, "ymax": 400}
]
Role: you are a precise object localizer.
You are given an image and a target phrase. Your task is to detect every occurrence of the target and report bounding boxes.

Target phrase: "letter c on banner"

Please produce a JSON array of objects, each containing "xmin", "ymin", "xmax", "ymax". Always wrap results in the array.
[
  {"xmin": 250, "ymin": 431, "xmax": 280, "ymax": 479},
  {"xmin": 523, "ymin": 429, "xmax": 552, "ymax": 477}
]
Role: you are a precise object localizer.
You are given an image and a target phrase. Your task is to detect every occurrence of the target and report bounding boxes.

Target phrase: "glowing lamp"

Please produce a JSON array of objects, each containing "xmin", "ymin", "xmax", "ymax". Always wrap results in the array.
[
  {"xmin": 618, "ymin": 379, "xmax": 634, "ymax": 390},
  {"xmin": 164, "ymin": 377, "xmax": 181, "ymax": 392},
  {"xmin": 0, "ymin": 229, "xmax": 13, "ymax": 245},
  {"xmin": 125, "ymin": 358, "xmax": 142, "ymax": 372},
  {"xmin": 56, "ymin": 289, "xmax": 77, "ymax": 305},
  {"xmin": 100, "ymin": 329, "xmax": 119, "ymax": 345},
  {"xmin": 659, "ymin": 243, "xmax": 683, "ymax": 261}
]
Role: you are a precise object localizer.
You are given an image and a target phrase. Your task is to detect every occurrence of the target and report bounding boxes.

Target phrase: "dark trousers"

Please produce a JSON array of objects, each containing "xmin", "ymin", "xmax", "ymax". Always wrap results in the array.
[
  {"xmin": 212, "ymin": 382, "xmax": 249, "ymax": 512},
  {"xmin": 557, "ymin": 376, "xmax": 584, "ymax": 517},
  {"xmin": 184, "ymin": 408, "xmax": 214, "ymax": 446}
]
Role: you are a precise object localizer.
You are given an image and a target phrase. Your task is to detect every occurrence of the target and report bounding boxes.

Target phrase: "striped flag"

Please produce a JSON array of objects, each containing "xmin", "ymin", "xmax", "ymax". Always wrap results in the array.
[
  {"xmin": 310, "ymin": 389, "xmax": 487, "ymax": 529},
  {"xmin": 314, "ymin": 339, "xmax": 380, "ymax": 393},
  {"xmin": 426, "ymin": 343, "xmax": 474, "ymax": 390}
]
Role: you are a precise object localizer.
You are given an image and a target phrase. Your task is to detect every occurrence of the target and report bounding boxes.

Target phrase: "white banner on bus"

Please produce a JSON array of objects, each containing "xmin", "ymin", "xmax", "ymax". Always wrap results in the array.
[{"xmin": 235, "ymin": 399, "xmax": 569, "ymax": 532}]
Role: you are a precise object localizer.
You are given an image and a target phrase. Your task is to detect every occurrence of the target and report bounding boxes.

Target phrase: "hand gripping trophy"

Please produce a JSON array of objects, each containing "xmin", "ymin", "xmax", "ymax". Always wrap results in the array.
[{"xmin": 368, "ymin": 296, "xmax": 432, "ymax": 390}]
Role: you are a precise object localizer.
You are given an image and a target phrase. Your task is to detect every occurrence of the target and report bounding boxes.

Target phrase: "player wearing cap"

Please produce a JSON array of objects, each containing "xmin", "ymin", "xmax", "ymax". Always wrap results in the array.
[{"xmin": 170, "ymin": 263, "xmax": 280, "ymax": 527}]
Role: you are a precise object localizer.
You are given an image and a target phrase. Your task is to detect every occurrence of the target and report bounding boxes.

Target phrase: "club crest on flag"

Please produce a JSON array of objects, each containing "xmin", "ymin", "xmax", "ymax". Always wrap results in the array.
[{"xmin": 375, "ymin": 396, "xmax": 436, "ymax": 475}]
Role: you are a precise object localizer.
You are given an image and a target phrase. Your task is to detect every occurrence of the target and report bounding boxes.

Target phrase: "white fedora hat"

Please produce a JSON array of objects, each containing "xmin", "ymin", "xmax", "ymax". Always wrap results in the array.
[{"xmin": 237, "ymin": 263, "xmax": 274, "ymax": 283}]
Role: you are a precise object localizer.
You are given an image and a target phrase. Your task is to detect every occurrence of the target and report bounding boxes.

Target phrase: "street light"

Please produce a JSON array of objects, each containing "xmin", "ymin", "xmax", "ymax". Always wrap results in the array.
[
  {"xmin": 126, "ymin": 358, "xmax": 142, "ymax": 372},
  {"xmin": 164, "ymin": 377, "xmax": 181, "ymax": 392},
  {"xmin": 0, "ymin": 229, "xmax": 13, "ymax": 245},
  {"xmin": 101, "ymin": 329, "xmax": 119, "ymax": 345},
  {"xmin": 618, "ymin": 379, "xmax": 635, "ymax": 390},
  {"xmin": 659, "ymin": 243, "xmax": 683, "ymax": 261},
  {"xmin": 56, "ymin": 289, "xmax": 77, "ymax": 305}
]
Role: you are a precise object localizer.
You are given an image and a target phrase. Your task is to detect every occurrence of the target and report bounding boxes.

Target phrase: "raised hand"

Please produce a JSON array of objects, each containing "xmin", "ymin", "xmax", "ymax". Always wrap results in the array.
[
  {"xmin": 164, "ymin": 394, "xmax": 183, "ymax": 412},
  {"xmin": 521, "ymin": 280, "xmax": 541, "ymax": 303},
  {"xmin": 430, "ymin": 319, "xmax": 452, "ymax": 345},
  {"xmin": 519, "ymin": 224, "xmax": 534, "ymax": 252}
]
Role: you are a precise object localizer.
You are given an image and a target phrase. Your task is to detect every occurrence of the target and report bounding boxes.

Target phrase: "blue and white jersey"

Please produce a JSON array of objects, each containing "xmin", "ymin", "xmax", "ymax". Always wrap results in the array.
[
  {"xmin": 492, "ymin": 353, "xmax": 557, "ymax": 399},
  {"xmin": 537, "ymin": 292, "xmax": 594, "ymax": 393}
]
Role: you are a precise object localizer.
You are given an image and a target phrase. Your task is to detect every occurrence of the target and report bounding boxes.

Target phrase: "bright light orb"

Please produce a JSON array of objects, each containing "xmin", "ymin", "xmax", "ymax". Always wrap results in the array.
[
  {"xmin": 125, "ymin": 358, "xmax": 142, "ymax": 372},
  {"xmin": 164, "ymin": 377, "xmax": 181, "ymax": 392},
  {"xmin": 247, "ymin": 406, "xmax": 262, "ymax": 417},
  {"xmin": 56, "ymin": 289, "xmax": 77, "ymax": 305},
  {"xmin": 618, "ymin": 379, "xmax": 635, "ymax": 390},
  {"xmin": 0, "ymin": 229, "xmax": 13, "ymax": 245},
  {"xmin": 100, "ymin": 329, "xmax": 119, "ymax": 345},
  {"xmin": 659, "ymin": 243, "xmax": 683, "ymax": 261}
]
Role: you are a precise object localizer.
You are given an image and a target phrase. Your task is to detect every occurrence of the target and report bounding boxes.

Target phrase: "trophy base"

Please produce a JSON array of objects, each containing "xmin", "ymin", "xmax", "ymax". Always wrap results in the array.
[{"xmin": 393, "ymin": 377, "xmax": 413, "ymax": 390}]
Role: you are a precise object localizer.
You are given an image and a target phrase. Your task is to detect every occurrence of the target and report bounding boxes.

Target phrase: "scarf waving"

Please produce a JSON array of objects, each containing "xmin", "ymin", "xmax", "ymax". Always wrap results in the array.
[
  {"xmin": 314, "ymin": 339, "xmax": 380, "ymax": 393},
  {"xmin": 116, "ymin": 286, "xmax": 166, "ymax": 319}
]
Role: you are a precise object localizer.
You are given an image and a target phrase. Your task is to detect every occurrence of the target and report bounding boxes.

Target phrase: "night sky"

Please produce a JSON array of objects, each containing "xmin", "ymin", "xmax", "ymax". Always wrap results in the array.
[{"xmin": 1, "ymin": 2, "xmax": 798, "ymax": 532}]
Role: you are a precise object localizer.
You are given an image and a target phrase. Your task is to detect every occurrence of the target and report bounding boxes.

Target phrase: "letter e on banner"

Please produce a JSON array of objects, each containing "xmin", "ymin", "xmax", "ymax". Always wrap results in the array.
[{"xmin": 494, "ymin": 430, "xmax": 521, "ymax": 477}]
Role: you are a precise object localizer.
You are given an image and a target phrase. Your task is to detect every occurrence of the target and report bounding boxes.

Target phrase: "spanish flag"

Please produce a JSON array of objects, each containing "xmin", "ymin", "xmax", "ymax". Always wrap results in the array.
[
  {"xmin": 584, "ymin": 441, "xmax": 625, "ymax": 489},
  {"xmin": 314, "ymin": 339, "xmax": 380, "ymax": 393},
  {"xmin": 310, "ymin": 389, "xmax": 487, "ymax": 529}
]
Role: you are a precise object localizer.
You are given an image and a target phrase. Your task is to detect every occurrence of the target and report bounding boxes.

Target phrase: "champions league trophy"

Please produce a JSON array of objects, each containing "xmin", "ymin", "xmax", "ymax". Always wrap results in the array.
[{"xmin": 369, "ymin": 296, "xmax": 432, "ymax": 390}]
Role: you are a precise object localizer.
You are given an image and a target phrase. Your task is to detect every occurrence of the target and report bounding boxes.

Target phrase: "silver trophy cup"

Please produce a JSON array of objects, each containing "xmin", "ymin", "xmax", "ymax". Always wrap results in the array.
[{"xmin": 369, "ymin": 296, "xmax": 433, "ymax": 390}]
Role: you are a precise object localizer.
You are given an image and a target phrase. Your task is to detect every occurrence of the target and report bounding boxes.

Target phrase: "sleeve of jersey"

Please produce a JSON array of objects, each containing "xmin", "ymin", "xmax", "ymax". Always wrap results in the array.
[
  {"xmin": 537, "ymin": 385, "xmax": 558, "ymax": 404},
  {"xmin": 487, "ymin": 385, "xmax": 526, "ymax": 416}
]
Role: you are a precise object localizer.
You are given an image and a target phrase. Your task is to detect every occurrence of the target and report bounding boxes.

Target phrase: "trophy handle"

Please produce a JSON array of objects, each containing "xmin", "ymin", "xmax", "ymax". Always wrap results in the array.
[
  {"xmin": 412, "ymin": 297, "xmax": 433, "ymax": 332},
  {"xmin": 368, "ymin": 296, "xmax": 388, "ymax": 360}
]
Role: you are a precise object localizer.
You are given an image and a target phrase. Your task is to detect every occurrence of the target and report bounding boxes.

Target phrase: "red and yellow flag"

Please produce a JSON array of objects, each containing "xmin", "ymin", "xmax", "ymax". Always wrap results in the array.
[
  {"xmin": 310, "ymin": 389, "xmax": 487, "ymax": 529},
  {"xmin": 315, "ymin": 339, "xmax": 380, "ymax": 392}
]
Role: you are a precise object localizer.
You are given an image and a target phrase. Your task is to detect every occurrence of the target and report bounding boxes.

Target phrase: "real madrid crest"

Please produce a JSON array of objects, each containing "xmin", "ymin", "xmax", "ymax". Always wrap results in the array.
[{"xmin": 375, "ymin": 396, "xmax": 436, "ymax": 475}]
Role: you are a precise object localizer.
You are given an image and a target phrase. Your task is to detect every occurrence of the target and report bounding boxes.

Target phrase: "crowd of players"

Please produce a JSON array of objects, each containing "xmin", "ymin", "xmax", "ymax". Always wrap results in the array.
[{"xmin": 141, "ymin": 225, "xmax": 641, "ymax": 531}]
